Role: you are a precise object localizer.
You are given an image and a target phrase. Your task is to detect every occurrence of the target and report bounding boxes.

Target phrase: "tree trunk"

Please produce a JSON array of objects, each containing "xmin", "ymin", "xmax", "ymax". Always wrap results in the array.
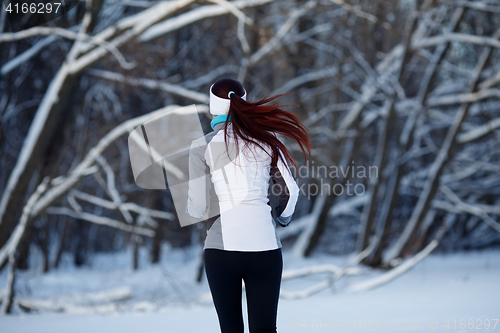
[
  {"xmin": 54, "ymin": 215, "xmax": 69, "ymax": 268},
  {"xmin": 74, "ymin": 219, "xmax": 89, "ymax": 267},
  {"xmin": 356, "ymin": 99, "xmax": 394, "ymax": 255},
  {"xmin": 1, "ymin": 255, "xmax": 16, "ymax": 314},
  {"xmin": 382, "ymin": 29, "xmax": 500, "ymax": 265},
  {"xmin": 304, "ymin": 132, "xmax": 359, "ymax": 257}
]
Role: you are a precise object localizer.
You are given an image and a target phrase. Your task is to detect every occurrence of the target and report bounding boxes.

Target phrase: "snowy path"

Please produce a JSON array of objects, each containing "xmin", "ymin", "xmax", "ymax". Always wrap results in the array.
[{"xmin": 0, "ymin": 249, "xmax": 499, "ymax": 332}]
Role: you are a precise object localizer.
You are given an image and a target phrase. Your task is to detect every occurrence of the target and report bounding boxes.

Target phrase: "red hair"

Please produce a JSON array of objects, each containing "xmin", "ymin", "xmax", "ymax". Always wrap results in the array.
[{"xmin": 211, "ymin": 78, "xmax": 311, "ymax": 174}]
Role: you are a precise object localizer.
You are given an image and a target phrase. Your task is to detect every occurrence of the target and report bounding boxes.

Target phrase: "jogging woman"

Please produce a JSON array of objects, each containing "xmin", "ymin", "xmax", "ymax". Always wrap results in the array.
[{"xmin": 187, "ymin": 78, "xmax": 310, "ymax": 333}]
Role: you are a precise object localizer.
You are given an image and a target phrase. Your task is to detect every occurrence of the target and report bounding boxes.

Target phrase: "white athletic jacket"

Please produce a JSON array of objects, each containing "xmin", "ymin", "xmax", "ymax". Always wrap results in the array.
[{"xmin": 187, "ymin": 122, "xmax": 300, "ymax": 251}]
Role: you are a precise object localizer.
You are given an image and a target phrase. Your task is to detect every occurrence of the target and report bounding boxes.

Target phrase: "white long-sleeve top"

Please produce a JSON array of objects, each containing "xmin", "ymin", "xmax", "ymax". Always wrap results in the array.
[{"xmin": 187, "ymin": 122, "xmax": 300, "ymax": 251}]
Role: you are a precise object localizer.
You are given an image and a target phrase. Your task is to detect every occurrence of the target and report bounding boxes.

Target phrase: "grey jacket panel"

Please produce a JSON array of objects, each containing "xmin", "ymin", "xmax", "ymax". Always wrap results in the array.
[
  {"xmin": 204, "ymin": 216, "xmax": 224, "ymax": 250},
  {"xmin": 270, "ymin": 215, "xmax": 283, "ymax": 248},
  {"xmin": 270, "ymin": 165, "xmax": 293, "ymax": 227}
]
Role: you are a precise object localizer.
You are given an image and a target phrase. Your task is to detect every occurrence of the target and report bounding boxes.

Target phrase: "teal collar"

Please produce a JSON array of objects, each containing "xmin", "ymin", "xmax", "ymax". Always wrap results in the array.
[{"xmin": 211, "ymin": 114, "xmax": 231, "ymax": 130}]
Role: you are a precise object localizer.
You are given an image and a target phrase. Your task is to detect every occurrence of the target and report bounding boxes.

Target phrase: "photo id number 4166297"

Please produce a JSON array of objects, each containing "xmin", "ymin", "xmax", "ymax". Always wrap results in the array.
[{"xmin": 5, "ymin": 2, "xmax": 62, "ymax": 14}]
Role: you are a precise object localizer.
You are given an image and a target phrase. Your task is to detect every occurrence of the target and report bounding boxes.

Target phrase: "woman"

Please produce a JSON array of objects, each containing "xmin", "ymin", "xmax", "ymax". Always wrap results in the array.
[{"xmin": 187, "ymin": 78, "xmax": 310, "ymax": 333}]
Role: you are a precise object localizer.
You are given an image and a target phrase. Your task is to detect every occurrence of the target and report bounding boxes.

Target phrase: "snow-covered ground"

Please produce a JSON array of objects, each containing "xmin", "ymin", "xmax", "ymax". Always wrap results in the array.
[{"xmin": 0, "ymin": 245, "xmax": 499, "ymax": 333}]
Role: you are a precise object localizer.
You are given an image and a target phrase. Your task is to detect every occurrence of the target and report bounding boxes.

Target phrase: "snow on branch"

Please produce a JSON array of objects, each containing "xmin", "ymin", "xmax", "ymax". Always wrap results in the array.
[
  {"xmin": 207, "ymin": 0, "xmax": 254, "ymax": 25},
  {"xmin": 182, "ymin": 65, "xmax": 240, "ymax": 89},
  {"xmin": 69, "ymin": 189, "xmax": 175, "ymax": 222},
  {"xmin": 279, "ymin": 280, "xmax": 332, "ymax": 300},
  {"xmin": 95, "ymin": 155, "xmax": 134, "ymax": 224},
  {"xmin": 30, "ymin": 104, "xmax": 207, "ymax": 219},
  {"xmin": 237, "ymin": 14, "xmax": 251, "ymax": 54},
  {"xmin": 0, "ymin": 27, "xmax": 83, "ymax": 43},
  {"xmin": 17, "ymin": 287, "xmax": 132, "ymax": 313},
  {"xmin": 413, "ymin": 33, "xmax": 500, "ymax": 50},
  {"xmin": 87, "ymin": 69, "xmax": 209, "ymax": 103},
  {"xmin": 270, "ymin": 66, "xmax": 339, "ymax": 95},
  {"xmin": 138, "ymin": 0, "xmax": 272, "ymax": 42},
  {"xmin": 0, "ymin": 26, "xmax": 136, "ymax": 70},
  {"xmin": 45, "ymin": 207, "xmax": 156, "ymax": 237},
  {"xmin": 438, "ymin": 0, "xmax": 500, "ymax": 14},
  {"xmin": 304, "ymin": 102, "xmax": 354, "ymax": 127},
  {"xmin": 248, "ymin": 1, "xmax": 317, "ymax": 67},
  {"xmin": 236, "ymin": 0, "xmax": 318, "ymax": 81},
  {"xmin": 279, "ymin": 263, "xmax": 366, "ymax": 299},
  {"xmin": 426, "ymin": 88, "xmax": 500, "ymax": 106},
  {"xmin": 344, "ymin": 212, "xmax": 457, "ymax": 294},
  {"xmin": 68, "ymin": 0, "xmax": 197, "ymax": 74},
  {"xmin": 278, "ymin": 231, "xmax": 379, "ymax": 299},
  {"xmin": 479, "ymin": 70, "xmax": 500, "ymax": 90},
  {"xmin": 439, "ymin": 185, "xmax": 500, "ymax": 233},
  {"xmin": 338, "ymin": 44, "xmax": 404, "ymax": 131},
  {"xmin": 1, "ymin": 35, "xmax": 59, "ymax": 75},
  {"xmin": 345, "ymin": 228, "xmax": 441, "ymax": 292},
  {"xmin": 328, "ymin": 0, "xmax": 392, "ymax": 30},
  {"xmin": 0, "ymin": 178, "xmax": 50, "ymax": 272},
  {"xmin": 282, "ymin": 264, "xmax": 362, "ymax": 280},
  {"xmin": 457, "ymin": 117, "xmax": 500, "ymax": 143}
]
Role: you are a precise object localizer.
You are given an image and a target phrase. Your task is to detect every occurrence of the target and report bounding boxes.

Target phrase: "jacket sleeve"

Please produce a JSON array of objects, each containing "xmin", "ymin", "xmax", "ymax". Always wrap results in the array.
[
  {"xmin": 187, "ymin": 138, "xmax": 210, "ymax": 219},
  {"xmin": 271, "ymin": 149, "xmax": 300, "ymax": 227}
]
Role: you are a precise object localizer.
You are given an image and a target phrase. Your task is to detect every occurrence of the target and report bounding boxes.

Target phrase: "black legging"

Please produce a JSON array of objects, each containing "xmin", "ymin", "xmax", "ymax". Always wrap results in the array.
[{"xmin": 204, "ymin": 248, "xmax": 283, "ymax": 333}]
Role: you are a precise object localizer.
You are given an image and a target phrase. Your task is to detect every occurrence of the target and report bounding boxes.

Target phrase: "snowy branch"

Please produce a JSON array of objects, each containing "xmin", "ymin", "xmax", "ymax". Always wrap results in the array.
[
  {"xmin": 17, "ymin": 287, "xmax": 132, "ymax": 313},
  {"xmin": 345, "ymin": 226, "xmax": 442, "ymax": 292},
  {"xmin": 69, "ymin": 189, "xmax": 175, "ymax": 222},
  {"xmin": 438, "ymin": 0, "xmax": 500, "ymax": 14},
  {"xmin": 0, "ymin": 26, "xmax": 136, "ymax": 70},
  {"xmin": 30, "ymin": 104, "xmax": 207, "ymax": 219},
  {"xmin": 0, "ymin": 178, "xmax": 50, "ymax": 272},
  {"xmin": 328, "ymin": 0, "xmax": 392, "ymax": 30},
  {"xmin": 338, "ymin": 44, "xmax": 404, "ymax": 131},
  {"xmin": 95, "ymin": 155, "xmax": 134, "ymax": 224},
  {"xmin": 138, "ymin": 0, "xmax": 273, "ymax": 42},
  {"xmin": 439, "ymin": 185, "xmax": 500, "ymax": 233},
  {"xmin": 1, "ymin": 35, "xmax": 59, "ymax": 75},
  {"xmin": 270, "ymin": 66, "xmax": 338, "ymax": 95},
  {"xmin": 413, "ymin": 33, "xmax": 500, "ymax": 50},
  {"xmin": 457, "ymin": 117, "xmax": 500, "ymax": 143},
  {"xmin": 426, "ymin": 88, "xmax": 500, "ymax": 106},
  {"xmin": 87, "ymin": 69, "xmax": 209, "ymax": 103},
  {"xmin": 45, "ymin": 207, "xmax": 155, "ymax": 237}
]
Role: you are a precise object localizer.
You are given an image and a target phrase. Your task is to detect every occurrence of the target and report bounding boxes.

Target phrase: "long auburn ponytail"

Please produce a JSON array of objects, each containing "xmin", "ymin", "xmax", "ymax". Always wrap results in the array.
[{"xmin": 211, "ymin": 78, "xmax": 311, "ymax": 175}]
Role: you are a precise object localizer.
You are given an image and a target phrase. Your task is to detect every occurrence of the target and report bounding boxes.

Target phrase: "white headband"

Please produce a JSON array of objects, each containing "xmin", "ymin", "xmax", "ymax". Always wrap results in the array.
[{"xmin": 209, "ymin": 84, "xmax": 247, "ymax": 115}]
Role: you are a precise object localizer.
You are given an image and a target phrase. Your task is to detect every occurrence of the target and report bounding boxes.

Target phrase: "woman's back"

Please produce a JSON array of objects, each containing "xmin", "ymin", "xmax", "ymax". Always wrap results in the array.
[
  {"xmin": 201, "ymin": 123, "xmax": 299, "ymax": 251},
  {"xmin": 207, "ymin": 124, "xmax": 273, "ymax": 211}
]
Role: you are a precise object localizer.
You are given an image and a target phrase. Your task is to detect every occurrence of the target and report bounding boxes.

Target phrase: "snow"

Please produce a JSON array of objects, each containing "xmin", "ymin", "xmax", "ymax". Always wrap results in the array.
[{"xmin": 0, "ymin": 245, "xmax": 499, "ymax": 333}]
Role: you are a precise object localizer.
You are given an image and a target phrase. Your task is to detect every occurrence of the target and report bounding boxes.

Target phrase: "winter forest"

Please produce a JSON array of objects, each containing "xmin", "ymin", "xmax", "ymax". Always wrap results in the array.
[{"xmin": 0, "ymin": 0, "xmax": 499, "ymax": 331}]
